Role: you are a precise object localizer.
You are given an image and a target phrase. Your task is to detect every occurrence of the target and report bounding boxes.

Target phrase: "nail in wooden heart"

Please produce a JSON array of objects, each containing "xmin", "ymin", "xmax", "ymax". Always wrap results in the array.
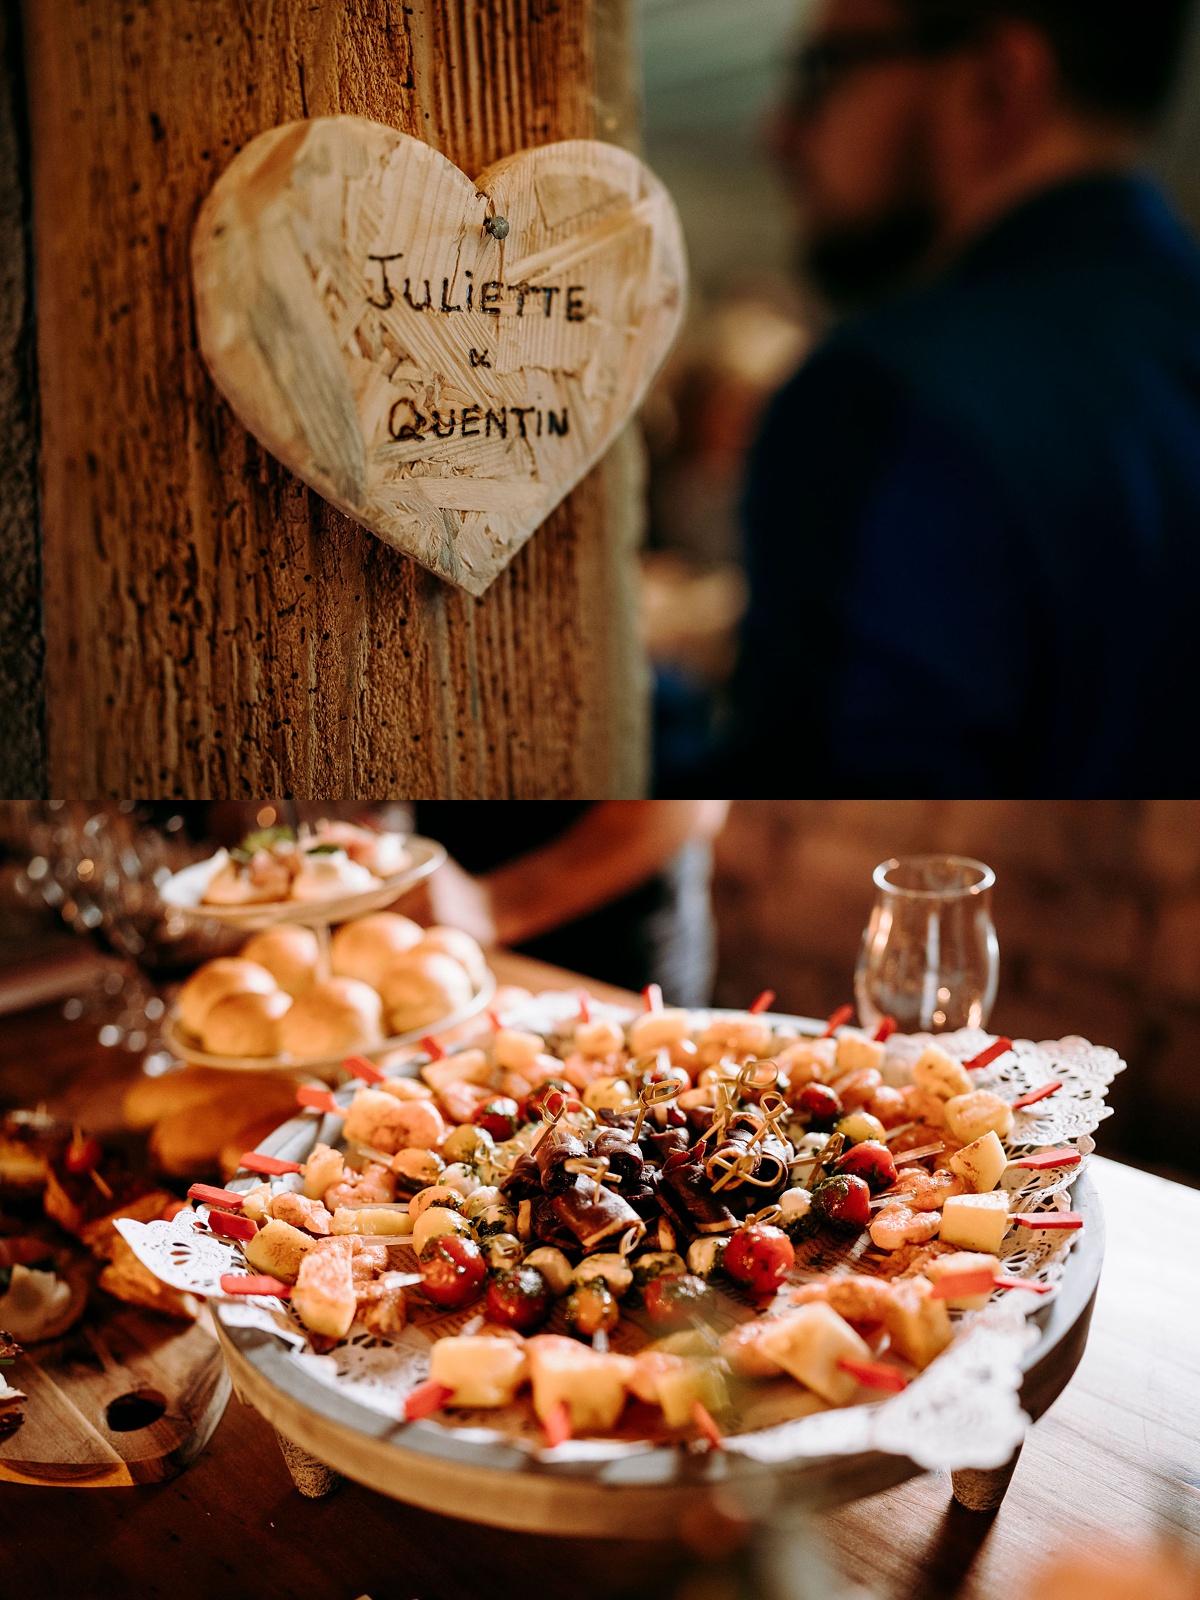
[{"xmin": 192, "ymin": 118, "xmax": 687, "ymax": 595}]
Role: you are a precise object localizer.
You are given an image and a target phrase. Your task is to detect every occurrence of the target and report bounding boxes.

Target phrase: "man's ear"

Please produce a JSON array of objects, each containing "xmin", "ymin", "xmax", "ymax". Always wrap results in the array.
[{"xmin": 970, "ymin": 18, "xmax": 1063, "ymax": 149}]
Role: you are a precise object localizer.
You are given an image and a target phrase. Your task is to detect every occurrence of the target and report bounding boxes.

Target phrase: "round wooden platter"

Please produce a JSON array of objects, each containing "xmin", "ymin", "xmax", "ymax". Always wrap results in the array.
[
  {"xmin": 159, "ymin": 833, "xmax": 446, "ymax": 930},
  {"xmin": 162, "ymin": 967, "xmax": 497, "ymax": 1077},
  {"xmin": 0, "ymin": 1296, "xmax": 230, "ymax": 1489},
  {"xmin": 212, "ymin": 1088, "xmax": 1106, "ymax": 1536}
]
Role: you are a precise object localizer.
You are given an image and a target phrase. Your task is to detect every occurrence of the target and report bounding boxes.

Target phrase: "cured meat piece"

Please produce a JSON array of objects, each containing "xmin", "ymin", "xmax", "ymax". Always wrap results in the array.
[
  {"xmin": 590, "ymin": 1127, "xmax": 644, "ymax": 1187},
  {"xmin": 534, "ymin": 1127, "xmax": 589, "ymax": 1197},
  {"xmin": 551, "ymin": 1176, "xmax": 642, "ymax": 1252}
]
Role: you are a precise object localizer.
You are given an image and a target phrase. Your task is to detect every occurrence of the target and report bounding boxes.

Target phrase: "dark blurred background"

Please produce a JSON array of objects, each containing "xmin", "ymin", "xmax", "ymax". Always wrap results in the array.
[{"xmin": 636, "ymin": 0, "xmax": 1200, "ymax": 759}]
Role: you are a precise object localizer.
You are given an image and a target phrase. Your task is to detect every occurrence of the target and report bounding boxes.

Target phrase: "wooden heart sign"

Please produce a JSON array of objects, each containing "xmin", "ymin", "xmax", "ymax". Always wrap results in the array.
[{"xmin": 192, "ymin": 118, "xmax": 687, "ymax": 594}]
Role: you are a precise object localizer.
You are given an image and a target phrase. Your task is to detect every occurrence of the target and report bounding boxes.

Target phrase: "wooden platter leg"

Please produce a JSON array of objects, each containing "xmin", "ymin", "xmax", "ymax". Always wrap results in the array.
[
  {"xmin": 951, "ymin": 1443, "xmax": 1023, "ymax": 1511},
  {"xmin": 274, "ymin": 1430, "xmax": 342, "ymax": 1498}
]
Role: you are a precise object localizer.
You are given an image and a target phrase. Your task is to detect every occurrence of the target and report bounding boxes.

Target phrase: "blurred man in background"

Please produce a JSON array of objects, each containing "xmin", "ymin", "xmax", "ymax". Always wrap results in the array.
[{"xmin": 715, "ymin": 0, "xmax": 1200, "ymax": 795}]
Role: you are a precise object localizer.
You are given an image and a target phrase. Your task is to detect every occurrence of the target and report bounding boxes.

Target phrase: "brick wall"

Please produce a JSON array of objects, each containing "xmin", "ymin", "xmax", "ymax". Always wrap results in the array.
[{"xmin": 711, "ymin": 801, "xmax": 1200, "ymax": 1181}]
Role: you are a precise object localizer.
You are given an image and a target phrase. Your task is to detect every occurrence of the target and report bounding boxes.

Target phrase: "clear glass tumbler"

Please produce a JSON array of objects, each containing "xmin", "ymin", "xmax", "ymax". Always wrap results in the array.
[{"xmin": 854, "ymin": 855, "xmax": 999, "ymax": 1034}]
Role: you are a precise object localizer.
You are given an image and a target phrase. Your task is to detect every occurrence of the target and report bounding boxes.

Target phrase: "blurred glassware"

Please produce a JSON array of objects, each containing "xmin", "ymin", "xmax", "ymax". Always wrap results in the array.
[
  {"xmin": 9, "ymin": 801, "xmax": 235, "ymax": 1069},
  {"xmin": 855, "ymin": 855, "xmax": 999, "ymax": 1034}
]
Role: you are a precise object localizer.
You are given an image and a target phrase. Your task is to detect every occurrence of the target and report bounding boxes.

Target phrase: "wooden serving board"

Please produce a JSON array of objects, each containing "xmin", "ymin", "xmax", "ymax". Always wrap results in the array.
[{"xmin": 0, "ymin": 1295, "xmax": 229, "ymax": 1488}]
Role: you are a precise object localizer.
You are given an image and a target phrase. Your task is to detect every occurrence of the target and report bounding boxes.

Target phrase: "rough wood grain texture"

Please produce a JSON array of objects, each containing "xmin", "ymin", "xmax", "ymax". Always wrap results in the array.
[
  {"xmin": 0, "ymin": 0, "xmax": 42, "ymax": 798},
  {"xmin": 26, "ymin": 0, "xmax": 647, "ymax": 798},
  {"xmin": 192, "ymin": 124, "xmax": 683, "ymax": 593}
]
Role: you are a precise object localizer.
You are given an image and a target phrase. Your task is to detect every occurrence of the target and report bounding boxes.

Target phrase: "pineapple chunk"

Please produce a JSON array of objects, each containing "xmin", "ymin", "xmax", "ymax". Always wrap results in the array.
[
  {"xmin": 944, "ymin": 1090, "xmax": 1013, "ymax": 1144},
  {"xmin": 757, "ymin": 1303, "xmax": 871, "ymax": 1406},
  {"xmin": 835, "ymin": 1034, "xmax": 885, "ymax": 1075},
  {"xmin": 912, "ymin": 1045, "xmax": 972, "ymax": 1101},
  {"xmin": 303, "ymin": 1143, "xmax": 345, "ymax": 1201},
  {"xmin": 881, "ymin": 1277, "xmax": 953, "ymax": 1368},
  {"xmin": 924, "ymin": 1252, "xmax": 1001, "ymax": 1310},
  {"xmin": 654, "ymin": 1360, "xmax": 730, "ymax": 1429},
  {"xmin": 292, "ymin": 1238, "xmax": 356, "ymax": 1338},
  {"xmin": 329, "ymin": 1206, "xmax": 414, "ymax": 1236},
  {"xmin": 526, "ymin": 1335, "xmax": 634, "ymax": 1432},
  {"xmin": 243, "ymin": 1217, "xmax": 313, "ymax": 1283},
  {"xmin": 939, "ymin": 1191, "xmax": 1010, "ymax": 1252},
  {"xmin": 429, "ymin": 1335, "xmax": 529, "ymax": 1408},
  {"xmin": 948, "ymin": 1130, "xmax": 1008, "ymax": 1193}
]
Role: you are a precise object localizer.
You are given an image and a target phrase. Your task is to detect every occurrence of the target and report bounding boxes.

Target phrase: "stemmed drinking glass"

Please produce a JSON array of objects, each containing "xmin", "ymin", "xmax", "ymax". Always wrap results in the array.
[{"xmin": 854, "ymin": 855, "xmax": 999, "ymax": 1034}]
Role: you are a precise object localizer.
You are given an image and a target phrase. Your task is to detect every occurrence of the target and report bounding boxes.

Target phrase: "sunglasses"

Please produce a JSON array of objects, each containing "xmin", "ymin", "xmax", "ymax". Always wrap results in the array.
[{"xmin": 788, "ymin": 19, "xmax": 978, "ymax": 113}]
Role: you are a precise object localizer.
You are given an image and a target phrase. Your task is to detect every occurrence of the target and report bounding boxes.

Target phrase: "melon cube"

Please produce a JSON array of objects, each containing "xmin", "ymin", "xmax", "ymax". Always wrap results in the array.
[
  {"xmin": 835, "ymin": 1034, "xmax": 885, "ymax": 1075},
  {"xmin": 654, "ymin": 1360, "xmax": 731, "ymax": 1429},
  {"xmin": 429, "ymin": 1336, "xmax": 528, "ymax": 1408},
  {"xmin": 948, "ymin": 1130, "xmax": 1008, "ymax": 1193},
  {"xmin": 291, "ymin": 1239, "xmax": 356, "ymax": 1338},
  {"xmin": 527, "ymin": 1335, "xmax": 633, "ymax": 1433},
  {"xmin": 757, "ymin": 1302, "xmax": 871, "ymax": 1407},
  {"xmin": 939, "ymin": 1191, "xmax": 1010, "ymax": 1253},
  {"xmin": 924, "ymin": 1252, "xmax": 1001, "ymax": 1310},
  {"xmin": 881, "ymin": 1277, "xmax": 953, "ymax": 1368},
  {"xmin": 243, "ymin": 1217, "xmax": 313, "ymax": 1283},
  {"xmin": 944, "ymin": 1090, "xmax": 1013, "ymax": 1144},
  {"xmin": 912, "ymin": 1045, "xmax": 972, "ymax": 1101}
]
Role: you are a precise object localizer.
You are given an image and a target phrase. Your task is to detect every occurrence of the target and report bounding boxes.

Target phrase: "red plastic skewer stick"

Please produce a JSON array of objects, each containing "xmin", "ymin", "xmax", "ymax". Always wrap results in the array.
[
  {"xmin": 964, "ymin": 1037, "xmax": 1013, "ymax": 1070},
  {"xmin": 344, "ymin": 1054, "xmax": 385, "ymax": 1084},
  {"xmin": 403, "ymin": 1380, "xmax": 454, "ymax": 1421},
  {"xmin": 1014, "ymin": 1212, "xmax": 1083, "ymax": 1230},
  {"xmin": 642, "ymin": 983, "xmax": 664, "ymax": 1013},
  {"xmin": 691, "ymin": 1400, "xmax": 725, "ymax": 1449},
  {"xmin": 543, "ymin": 1399, "xmax": 573, "ymax": 1446},
  {"xmin": 1009, "ymin": 1147, "xmax": 1081, "ymax": 1171},
  {"xmin": 207, "ymin": 1210, "xmax": 258, "ymax": 1242},
  {"xmin": 1011, "ymin": 1080, "xmax": 1063, "ymax": 1110},
  {"xmin": 421, "ymin": 1035, "xmax": 448, "ymax": 1061},
  {"xmin": 296, "ymin": 1086, "xmax": 339, "ymax": 1113},
  {"xmin": 748, "ymin": 990, "xmax": 776, "ymax": 1016},
  {"xmin": 187, "ymin": 1183, "xmax": 245, "ymax": 1210},
  {"xmin": 873, "ymin": 1016, "xmax": 897, "ymax": 1043},
  {"xmin": 837, "ymin": 1357, "xmax": 908, "ymax": 1393},
  {"xmin": 239, "ymin": 1151, "xmax": 303, "ymax": 1176},
  {"xmin": 993, "ymin": 1277, "xmax": 1055, "ymax": 1295},
  {"xmin": 576, "ymin": 990, "xmax": 592, "ymax": 1024},
  {"xmin": 220, "ymin": 1273, "xmax": 290, "ymax": 1298},
  {"xmin": 821, "ymin": 1004, "xmax": 854, "ymax": 1039},
  {"xmin": 930, "ymin": 1268, "xmax": 996, "ymax": 1300}
]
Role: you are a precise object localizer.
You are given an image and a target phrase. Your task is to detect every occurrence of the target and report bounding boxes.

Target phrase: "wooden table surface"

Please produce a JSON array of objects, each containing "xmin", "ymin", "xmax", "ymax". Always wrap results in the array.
[{"xmin": 0, "ymin": 949, "xmax": 1197, "ymax": 1600}]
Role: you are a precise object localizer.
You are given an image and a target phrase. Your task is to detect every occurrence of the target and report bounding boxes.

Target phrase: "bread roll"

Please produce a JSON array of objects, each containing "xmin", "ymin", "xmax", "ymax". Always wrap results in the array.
[
  {"xmin": 378, "ymin": 950, "xmax": 474, "ymax": 1035},
  {"xmin": 201, "ymin": 989, "xmax": 292, "ymax": 1058},
  {"xmin": 277, "ymin": 977, "xmax": 384, "ymax": 1060},
  {"xmin": 241, "ymin": 924, "xmax": 320, "ymax": 997},
  {"xmin": 415, "ymin": 926, "xmax": 488, "ymax": 990},
  {"xmin": 177, "ymin": 957, "xmax": 277, "ymax": 1037},
  {"xmin": 330, "ymin": 913, "xmax": 425, "ymax": 991}
]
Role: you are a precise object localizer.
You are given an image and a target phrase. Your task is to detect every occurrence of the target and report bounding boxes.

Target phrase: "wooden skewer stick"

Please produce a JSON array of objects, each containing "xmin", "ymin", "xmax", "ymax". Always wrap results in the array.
[
  {"xmin": 632, "ymin": 1078, "xmax": 680, "ymax": 1141},
  {"xmin": 563, "ymin": 1155, "xmax": 611, "ymax": 1204}
]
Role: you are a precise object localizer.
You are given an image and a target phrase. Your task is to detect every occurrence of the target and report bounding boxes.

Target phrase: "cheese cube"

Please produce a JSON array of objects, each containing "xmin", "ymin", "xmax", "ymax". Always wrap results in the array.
[
  {"xmin": 939, "ymin": 1191, "xmax": 1010, "ymax": 1253},
  {"xmin": 330, "ymin": 1206, "xmax": 413, "ymax": 1236},
  {"xmin": 912, "ymin": 1045, "xmax": 972, "ymax": 1101},
  {"xmin": 653, "ymin": 1360, "xmax": 731, "ymax": 1429},
  {"xmin": 924, "ymin": 1252, "xmax": 1001, "ymax": 1311},
  {"xmin": 429, "ymin": 1335, "xmax": 529, "ymax": 1408},
  {"xmin": 948, "ymin": 1130, "xmax": 1008, "ymax": 1193},
  {"xmin": 881, "ymin": 1277, "xmax": 953, "ymax": 1368},
  {"xmin": 835, "ymin": 1034, "xmax": 885, "ymax": 1075},
  {"xmin": 527, "ymin": 1335, "xmax": 634, "ymax": 1432},
  {"xmin": 243, "ymin": 1217, "xmax": 313, "ymax": 1283},
  {"xmin": 944, "ymin": 1090, "xmax": 1013, "ymax": 1144},
  {"xmin": 757, "ymin": 1302, "xmax": 871, "ymax": 1407}
]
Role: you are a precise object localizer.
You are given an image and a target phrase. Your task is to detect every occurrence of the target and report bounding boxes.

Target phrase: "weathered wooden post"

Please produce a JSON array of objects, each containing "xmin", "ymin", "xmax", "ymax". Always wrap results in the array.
[{"xmin": 22, "ymin": 0, "xmax": 648, "ymax": 798}]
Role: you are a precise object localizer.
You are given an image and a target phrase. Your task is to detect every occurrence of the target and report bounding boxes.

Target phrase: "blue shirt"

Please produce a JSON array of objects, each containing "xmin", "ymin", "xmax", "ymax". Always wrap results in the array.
[{"xmin": 725, "ymin": 174, "xmax": 1200, "ymax": 796}]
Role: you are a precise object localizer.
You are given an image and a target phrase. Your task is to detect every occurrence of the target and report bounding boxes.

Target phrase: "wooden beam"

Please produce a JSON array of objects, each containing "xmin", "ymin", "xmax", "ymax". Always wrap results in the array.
[{"xmin": 25, "ymin": 0, "xmax": 646, "ymax": 798}]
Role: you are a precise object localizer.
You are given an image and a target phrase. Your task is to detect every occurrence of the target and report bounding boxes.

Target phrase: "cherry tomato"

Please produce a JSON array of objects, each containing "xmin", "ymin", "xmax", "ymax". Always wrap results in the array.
[
  {"xmin": 485, "ymin": 1265, "xmax": 550, "ymax": 1331},
  {"xmin": 833, "ymin": 1139, "xmax": 897, "ymax": 1195},
  {"xmin": 790, "ymin": 1083, "xmax": 843, "ymax": 1130},
  {"xmin": 642, "ymin": 1272, "xmax": 713, "ymax": 1329},
  {"xmin": 64, "ymin": 1134, "xmax": 102, "ymax": 1174},
  {"xmin": 474, "ymin": 1097, "xmax": 521, "ymax": 1142},
  {"xmin": 419, "ymin": 1234, "xmax": 486, "ymax": 1309},
  {"xmin": 524, "ymin": 1080, "xmax": 574, "ymax": 1123},
  {"xmin": 810, "ymin": 1174, "xmax": 872, "ymax": 1234},
  {"xmin": 723, "ymin": 1224, "xmax": 795, "ymax": 1294}
]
